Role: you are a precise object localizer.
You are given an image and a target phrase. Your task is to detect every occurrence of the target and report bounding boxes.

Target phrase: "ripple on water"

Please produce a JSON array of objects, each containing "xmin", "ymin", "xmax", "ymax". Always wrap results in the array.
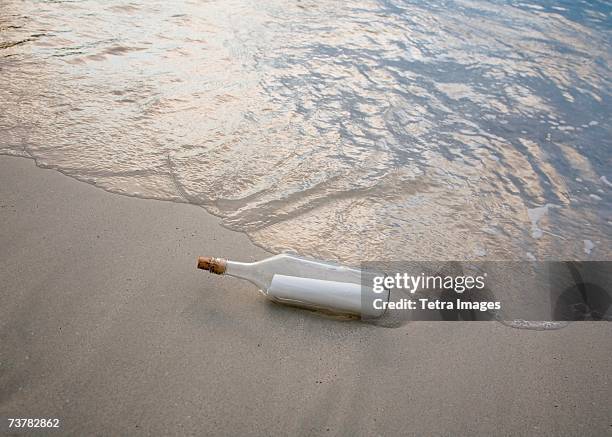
[{"xmin": 0, "ymin": 0, "xmax": 610, "ymax": 264}]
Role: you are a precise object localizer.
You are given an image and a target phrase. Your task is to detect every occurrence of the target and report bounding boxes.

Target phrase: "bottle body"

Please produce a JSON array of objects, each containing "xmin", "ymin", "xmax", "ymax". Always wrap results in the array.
[{"xmin": 198, "ymin": 254, "xmax": 388, "ymax": 317}]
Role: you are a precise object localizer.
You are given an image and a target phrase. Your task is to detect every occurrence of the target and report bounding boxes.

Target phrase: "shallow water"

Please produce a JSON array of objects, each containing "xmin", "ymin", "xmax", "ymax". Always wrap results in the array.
[{"xmin": 1, "ymin": 0, "xmax": 610, "ymax": 263}]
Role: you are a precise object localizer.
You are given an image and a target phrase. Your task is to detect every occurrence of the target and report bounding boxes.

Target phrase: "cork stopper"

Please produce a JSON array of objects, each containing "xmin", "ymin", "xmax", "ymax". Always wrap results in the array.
[{"xmin": 197, "ymin": 256, "xmax": 227, "ymax": 274}]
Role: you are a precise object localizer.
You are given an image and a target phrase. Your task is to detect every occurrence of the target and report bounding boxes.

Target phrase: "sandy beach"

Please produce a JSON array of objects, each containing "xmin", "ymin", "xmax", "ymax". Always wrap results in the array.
[{"xmin": 0, "ymin": 155, "xmax": 610, "ymax": 435}]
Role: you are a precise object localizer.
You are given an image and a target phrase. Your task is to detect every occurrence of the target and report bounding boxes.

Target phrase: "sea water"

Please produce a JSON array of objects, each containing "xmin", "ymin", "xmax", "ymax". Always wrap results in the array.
[{"xmin": 1, "ymin": 0, "xmax": 610, "ymax": 263}]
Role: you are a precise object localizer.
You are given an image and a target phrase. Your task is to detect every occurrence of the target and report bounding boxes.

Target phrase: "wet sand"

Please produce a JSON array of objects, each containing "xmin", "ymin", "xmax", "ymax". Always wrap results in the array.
[{"xmin": 0, "ymin": 155, "xmax": 610, "ymax": 436}]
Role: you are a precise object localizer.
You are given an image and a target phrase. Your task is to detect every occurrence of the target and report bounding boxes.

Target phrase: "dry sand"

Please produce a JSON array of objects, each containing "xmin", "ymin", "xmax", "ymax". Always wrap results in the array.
[{"xmin": 0, "ymin": 155, "xmax": 610, "ymax": 436}]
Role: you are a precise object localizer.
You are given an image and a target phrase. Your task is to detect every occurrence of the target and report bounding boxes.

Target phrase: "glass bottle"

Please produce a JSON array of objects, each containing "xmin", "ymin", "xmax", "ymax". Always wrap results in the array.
[{"xmin": 197, "ymin": 253, "xmax": 388, "ymax": 317}]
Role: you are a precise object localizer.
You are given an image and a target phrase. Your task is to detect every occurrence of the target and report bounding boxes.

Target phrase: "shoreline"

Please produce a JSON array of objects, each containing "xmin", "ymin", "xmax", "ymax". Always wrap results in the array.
[
  {"xmin": 0, "ymin": 150, "xmax": 281, "ymax": 259},
  {"xmin": 1, "ymin": 155, "xmax": 611, "ymax": 435}
]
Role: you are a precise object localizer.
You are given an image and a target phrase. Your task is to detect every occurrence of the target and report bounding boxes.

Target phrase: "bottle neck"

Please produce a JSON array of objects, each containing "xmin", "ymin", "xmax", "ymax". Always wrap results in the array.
[
  {"xmin": 225, "ymin": 260, "xmax": 267, "ymax": 288},
  {"xmin": 197, "ymin": 257, "xmax": 266, "ymax": 289}
]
